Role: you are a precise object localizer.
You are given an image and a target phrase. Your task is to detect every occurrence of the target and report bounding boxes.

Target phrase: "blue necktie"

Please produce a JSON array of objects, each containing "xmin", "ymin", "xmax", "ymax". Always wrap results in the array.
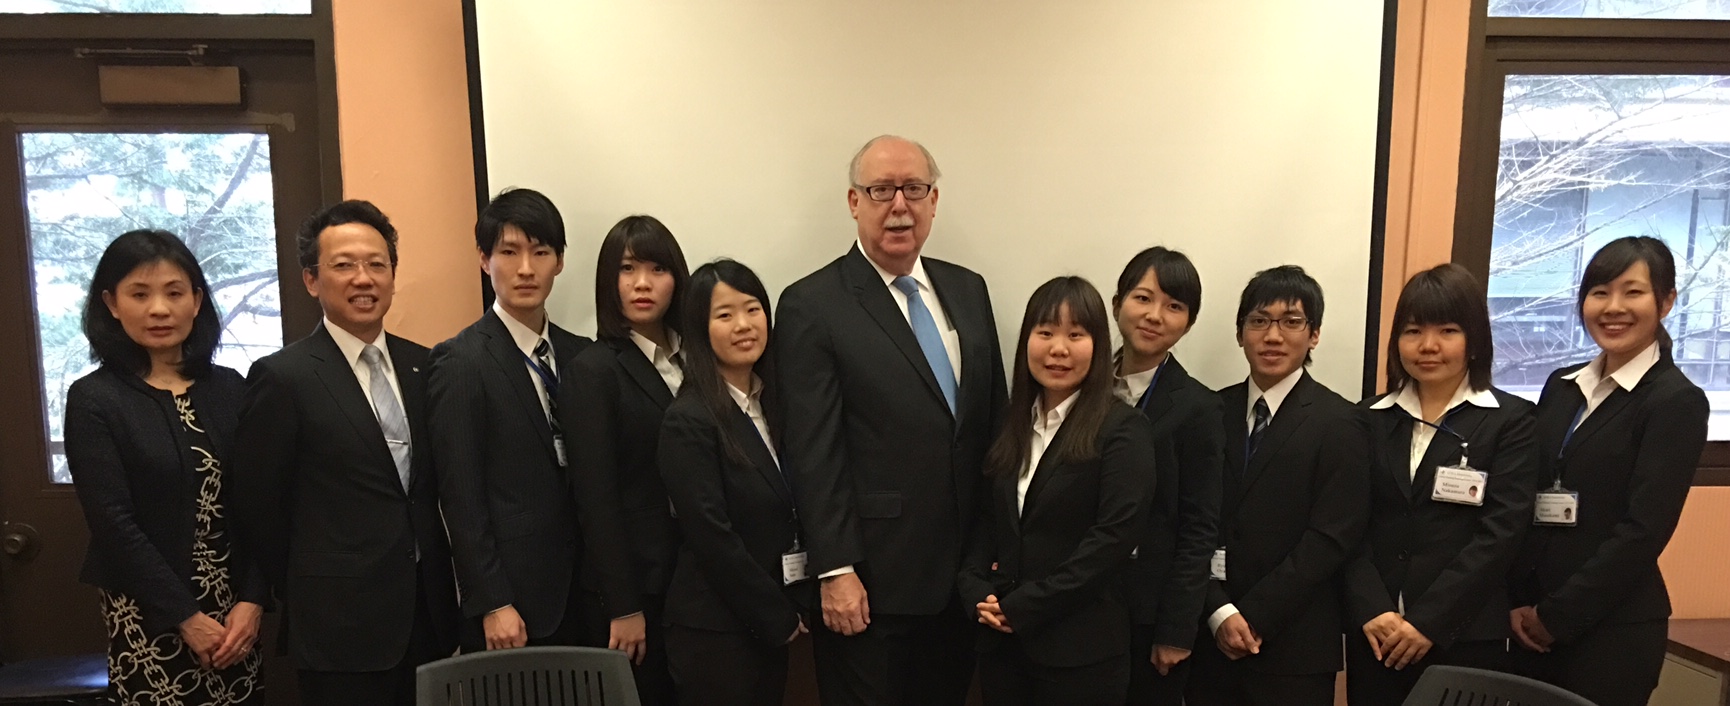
[{"xmin": 892, "ymin": 276, "xmax": 957, "ymax": 413}]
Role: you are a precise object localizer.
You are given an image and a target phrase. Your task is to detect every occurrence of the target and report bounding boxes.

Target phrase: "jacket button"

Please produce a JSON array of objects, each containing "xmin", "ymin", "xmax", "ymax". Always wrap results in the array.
[{"xmin": 1397, "ymin": 551, "xmax": 1410, "ymax": 561}]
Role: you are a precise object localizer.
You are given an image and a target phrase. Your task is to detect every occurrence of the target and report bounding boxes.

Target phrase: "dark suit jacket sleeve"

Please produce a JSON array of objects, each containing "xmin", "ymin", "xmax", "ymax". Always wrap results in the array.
[
  {"xmin": 957, "ymin": 477, "xmax": 1004, "ymax": 609},
  {"xmin": 564, "ymin": 359, "xmax": 643, "ymax": 618},
  {"xmin": 232, "ymin": 355, "xmax": 300, "ymax": 594},
  {"xmin": 426, "ymin": 343, "xmax": 517, "ymax": 617},
  {"xmin": 658, "ymin": 404, "xmax": 800, "ymax": 647},
  {"xmin": 1536, "ymin": 384, "xmax": 1708, "ymax": 643},
  {"xmin": 1153, "ymin": 393, "xmax": 1224, "ymax": 649},
  {"xmin": 1236, "ymin": 406, "xmax": 1371, "ymax": 640},
  {"xmin": 64, "ymin": 380, "xmax": 203, "ymax": 635},
  {"xmin": 1405, "ymin": 411, "xmax": 1539, "ymax": 648},
  {"xmin": 775, "ymin": 290, "xmax": 864, "ymax": 574},
  {"xmin": 1000, "ymin": 412, "xmax": 1157, "ymax": 635}
]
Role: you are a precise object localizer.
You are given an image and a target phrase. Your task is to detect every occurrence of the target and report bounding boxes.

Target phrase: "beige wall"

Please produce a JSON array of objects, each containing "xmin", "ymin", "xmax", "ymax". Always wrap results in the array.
[{"xmin": 331, "ymin": 0, "xmax": 480, "ymax": 346}]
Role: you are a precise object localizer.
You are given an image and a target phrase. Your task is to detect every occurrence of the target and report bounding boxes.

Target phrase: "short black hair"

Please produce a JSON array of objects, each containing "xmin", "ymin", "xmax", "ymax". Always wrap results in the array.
[
  {"xmin": 1385, "ymin": 263, "xmax": 1494, "ymax": 392},
  {"xmin": 1578, "ymin": 236, "xmax": 1679, "ymax": 350},
  {"xmin": 83, "ymin": 229, "xmax": 222, "ymax": 379},
  {"xmin": 1112, "ymin": 246, "xmax": 1202, "ymax": 327},
  {"xmin": 595, "ymin": 215, "xmax": 691, "ymax": 341},
  {"xmin": 678, "ymin": 258, "xmax": 777, "ymax": 465},
  {"xmin": 1235, "ymin": 265, "xmax": 1324, "ymax": 364},
  {"xmin": 297, "ymin": 200, "xmax": 398, "ymax": 271},
  {"xmin": 476, "ymin": 188, "xmax": 567, "ymax": 255}
]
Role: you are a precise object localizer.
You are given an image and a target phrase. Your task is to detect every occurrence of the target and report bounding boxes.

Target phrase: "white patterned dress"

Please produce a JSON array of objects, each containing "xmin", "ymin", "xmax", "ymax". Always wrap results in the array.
[{"xmin": 97, "ymin": 393, "xmax": 261, "ymax": 705}]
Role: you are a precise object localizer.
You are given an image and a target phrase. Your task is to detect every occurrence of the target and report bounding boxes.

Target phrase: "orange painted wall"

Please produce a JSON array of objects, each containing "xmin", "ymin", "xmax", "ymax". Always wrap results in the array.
[{"xmin": 331, "ymin": 0, "xmax": 480, "ymax": 347}]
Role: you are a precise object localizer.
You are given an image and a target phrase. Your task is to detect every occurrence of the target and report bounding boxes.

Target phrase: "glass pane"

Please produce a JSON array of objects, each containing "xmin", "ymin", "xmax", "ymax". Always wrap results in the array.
[
  {"xmin": 1489, "ymin": 0, "xmax": 1730, "ymax": 19},
  {"xmin": 1489, "ymin": 74, "xmax": 1730, "ymax": 439},
  {"xmin": 23, "ymin": 131, "xmax": 283, "ymax": 483},
  {"xmin": 1, "ymin": 0, "xmax": 309, "ymax": 13}
]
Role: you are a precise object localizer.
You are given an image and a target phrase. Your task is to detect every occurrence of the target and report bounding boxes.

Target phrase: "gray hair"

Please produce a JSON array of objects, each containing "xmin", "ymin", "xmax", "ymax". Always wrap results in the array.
[{"xmin": 848, "ymin": 135, "xmax": 942, "ymax": 185}]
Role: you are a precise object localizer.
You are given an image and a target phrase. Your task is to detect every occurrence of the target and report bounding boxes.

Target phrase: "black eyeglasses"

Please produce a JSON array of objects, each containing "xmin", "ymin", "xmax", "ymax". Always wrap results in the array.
[
  {"xmin": 853, "ymin": 183, "xmax": 933, "ymax": 202},
  {"xmin": 1242, "ymin": 315, "xmax": 1310, "ymax": 332}
]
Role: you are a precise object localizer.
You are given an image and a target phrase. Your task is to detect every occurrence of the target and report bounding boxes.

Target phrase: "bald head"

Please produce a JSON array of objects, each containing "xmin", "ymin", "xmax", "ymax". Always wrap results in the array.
[
  {"xmin": 849, "ymin": 135, "xmax": 942, "ymax": 186},
  {"xmin": 847, "ymin": 135, "xmax": 941, "ymax": 276}
]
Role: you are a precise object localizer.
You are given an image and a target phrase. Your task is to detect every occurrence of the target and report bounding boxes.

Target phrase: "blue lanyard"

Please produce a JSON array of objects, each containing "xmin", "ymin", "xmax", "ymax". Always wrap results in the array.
[
  {"xmin": 1557, "ymin": 404, "xmax": 1586, "ymax": 459},
  {"xmin": 1134, "ymin": 357, "xmax": 1169, "ymax": 411},
  {"xmin": 520, "ymin": 349, "xmax": 559, "ymax": 398}
]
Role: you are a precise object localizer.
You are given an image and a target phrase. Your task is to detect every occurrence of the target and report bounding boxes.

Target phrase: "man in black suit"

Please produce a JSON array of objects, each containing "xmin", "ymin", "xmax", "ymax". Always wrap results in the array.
[
  {"xmin": 1186, "ymin": 266, "xmax": 1369, "ymax": 706},
  {"xmin": 777, "ymin": 135, "xmax": 1007, "ymax": 706},
  {"xmin": 233, "ymin": 200, "xmax": 461, "ymax": 706},
  {"xmin": 428, "ymin": 189, "xmax": 640, "ymax": 654}
]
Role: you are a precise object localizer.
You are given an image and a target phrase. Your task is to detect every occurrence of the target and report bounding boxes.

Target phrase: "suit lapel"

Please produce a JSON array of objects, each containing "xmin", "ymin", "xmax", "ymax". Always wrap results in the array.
[
  {"xmin": 1380, "ymin": 412, "xmax": 1415, "ymax": 500},
  {"xmin": 479, "ymin": 311, "xmax": 557, "ymax": 460},
  {"xmin": 1565, "ymin": 388, "xmax": 1634, "ymax": 455},
  {"xmin": 1220, "ymin": 384, "xmax": 1248, "ymax": 494},
  {"xmin": 1241, "ymin": 374, "xmax": 1312, "ymax": 495},
  {"xmin": 843, "ymin": 247, "xmax": 951, "ymax": 416},
  {"xmin": 306, "ymin": 325, "xmax": 397, "ymax": 477},
  {"xmin": 927, "ymin": 260, "xmax": 975, "ymax": 431},
  {"xmin": 1137, "ymin": 356, "xmax": 1184, "ymax": 429},
  {"xmin": 612, "ymin": 337, "xmax": 675, "ymax": 409},
  {"xmin": 725, "ymin": 404, "xmax": 792, "ymax": 506},
  {"xmin": 1019, "ymin": 419, "xmax": 1075, "ymax": 524}
]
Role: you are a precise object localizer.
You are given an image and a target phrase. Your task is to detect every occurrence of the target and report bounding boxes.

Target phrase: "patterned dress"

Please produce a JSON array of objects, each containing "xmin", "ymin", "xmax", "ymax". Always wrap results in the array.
[{"xmin": 97, "ymin": 393, "xmax": 262, "ymax": 705}]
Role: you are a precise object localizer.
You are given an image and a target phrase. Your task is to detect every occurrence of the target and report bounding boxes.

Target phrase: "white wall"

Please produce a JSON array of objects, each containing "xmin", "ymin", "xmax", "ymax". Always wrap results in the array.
[{"xmin": 475, "ymin": 0, "xmax": 1385, "ymax": 393}]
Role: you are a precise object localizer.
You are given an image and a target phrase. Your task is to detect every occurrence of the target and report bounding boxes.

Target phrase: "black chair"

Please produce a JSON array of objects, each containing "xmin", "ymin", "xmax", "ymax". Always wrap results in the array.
[
  {"xmin": 416, "ymin": 646, "xmax": 641, "ymax": 706},
  {"xmin": 1402, "ymin": 665, "xmax": 1597, "ymax": 706},
  {"xmin": 0, "ymin": 653, "xmax": 107, "ymax": 706}
]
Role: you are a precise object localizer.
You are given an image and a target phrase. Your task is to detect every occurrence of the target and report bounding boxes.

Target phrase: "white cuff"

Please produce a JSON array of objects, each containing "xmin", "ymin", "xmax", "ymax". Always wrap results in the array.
[
  {"xmin": 1206, "ymin": 603, "xmax": 1241, "ymax": 635},
  {"xmin": 818, "ymin": 565, "xmax": 856, "ymax": 580}
]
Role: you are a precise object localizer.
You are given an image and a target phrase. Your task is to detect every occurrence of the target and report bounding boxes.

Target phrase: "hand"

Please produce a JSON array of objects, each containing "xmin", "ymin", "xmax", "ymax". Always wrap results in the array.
[
  {"xmin": 1509, "ymin": 606, "xmax": 1554, "ymax": 653},
  {"xmin": 178, "ymin": 612, "xmax": 227, "ymax": 669},
  {"xmin": 1213, "ymin": 613, "xmax": 1260, "ymax": 660},
  {"xmin": 1151, "ymin": 644, "xmax": 1191, "ymax": 676},
  {"xmin": 483, "ymin": 605, "xmax": 529, "ymax": 650},
  {"xmin": 609, "ymin": 613, "xmax": 648, "ymax": 665},
  {"xmin": 1362, "ymin": 611, "xmax": 1404, "ymax": 661},
  {"xmin": 786, "ymin": 616, "xmax": 810, "ymax": 645},
  {"xmin": 820, "ymin": 573, "xmax": 871, "ymax": 636},
  {"xmin": 1380, "ymin": 619, "xmax": 1434, "ymax": 670},
  {"xmin": 975, "ymin": 595, "xmax": 1013, "ymax": 634},
  {"xmin": 210, "ymin": 602, "xmax": 263, "ymax": 670}
]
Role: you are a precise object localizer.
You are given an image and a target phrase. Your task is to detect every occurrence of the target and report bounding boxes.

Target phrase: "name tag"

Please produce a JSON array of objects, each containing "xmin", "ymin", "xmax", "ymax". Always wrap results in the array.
[
  {"xmin": 1210, "ymin": 549, "xmax": 1227, "ymax": 581},
  {"xmin": 1534, "ymin": 490, "xmax": 1578, "ymax": 527},
  {"xmin": 782, "ymin": 551, "xmax": 810, "ymax": 585},
  {"xmin": 553, "ymin": 435, "xmax": 568, "ymax": 467},
  {"xmin": 1431, "ymin": 466, "xmax": 1488, "ymax": 506}
]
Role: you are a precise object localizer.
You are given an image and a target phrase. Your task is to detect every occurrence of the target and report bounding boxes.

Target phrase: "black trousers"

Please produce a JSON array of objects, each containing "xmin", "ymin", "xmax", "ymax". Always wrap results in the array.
[
  {"xmin": 665, "ymin": 624, "xmax": 789, "ymax": 706},
  {"xmin": 1510, "ymin": 619, "xmax": 1667, "ymax": 706},
  {"xmin": 1184, "ymin": 638, "xmax": 1334, "ymax": 706},
  {"xmin": 580, "ymin": 590, "xmax": 675, "ymax": 706},
  {"xmin": 978, "ymin": 637, "xmax": 1128, "ymax": 706},
  {"xmin": 298, "ymin": 581, "xmax": 444, "ymax": 706},
  {"xmin": 1125, "ymin": 624, "xmax": 1191, "ymax": 706},
  {"xmin": 1344, "ymin": 636, "xmax": 1507, "ymax": 705},
  {"xmin": 811, "ymin": 602, "xmax": 975, "ymax": 706}
]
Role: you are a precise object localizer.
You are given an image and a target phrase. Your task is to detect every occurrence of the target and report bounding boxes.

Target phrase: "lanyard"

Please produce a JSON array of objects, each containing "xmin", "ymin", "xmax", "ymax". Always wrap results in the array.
[
  {"xmin": 1549, "ymin": 404, "xmax": 1587, "ymax": 488},
  {"xmin": 520, "ymin": 349, "xmax": 558, "ymax": 398},
  {"xmin": 1134, "ymin": 357, "xmax": 1169, "ymax": 411},
  {"xmin": 1408, "ymin": 405, "xmax": 1469, "ymax": 467}
]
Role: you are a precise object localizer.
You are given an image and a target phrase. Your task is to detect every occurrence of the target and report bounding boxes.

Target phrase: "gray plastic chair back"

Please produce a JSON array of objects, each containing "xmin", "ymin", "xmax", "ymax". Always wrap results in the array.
[
  {"xmin": 1402, "ymin": 665, "xmax": 1598, "ymax": 706},
  {"xmin": 416, "ymin": 646, "xmax": 641, "ymax": 706}
]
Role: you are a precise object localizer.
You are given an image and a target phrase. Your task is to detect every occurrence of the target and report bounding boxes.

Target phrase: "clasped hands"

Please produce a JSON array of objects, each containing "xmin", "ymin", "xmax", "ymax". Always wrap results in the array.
[
  {"xmin": 1361, "ymin": 612, "xmax": 1434, "ymax": 670},
  {"xmin": 178, "ymin": 601, "xmax": 263, "ymax": 671}
]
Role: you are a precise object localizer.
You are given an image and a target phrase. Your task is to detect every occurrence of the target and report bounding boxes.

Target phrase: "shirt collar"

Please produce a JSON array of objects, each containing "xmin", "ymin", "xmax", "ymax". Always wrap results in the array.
[
  {"xmin": 629, "ymin": 328, "xmax": 682, "ymax": 363},
  {"xmin": 725, "ymin": 374, "xmax": 765, "ymax": 412},
  {"xmin": 1369, "ymin": 378, "xmax": 1500, "ymax": 417},
  {"xmin": 1248, "ymin": 366, "xmax": 1306, "ymax": 418},
  {"xmin": 1031, "ymin": 391, "xmax": 1081, "ymax": 432},
  {"xmin": 493, "ymin": 300, "xmax": 550, "ymax": 358},
  {"xmin": 859, "ymin": 239, "xmax": 932, "ymax": 293},
  {"xmin": 1112, "ymin": 351, "xmax": 1163, "ymax": 405},
  {"xmin": 1562, "ymin": 340, "xmax": 1660, "ymax": 392},
  {"xmin": 323, "ymin": 316, "xmax": 389, "ymax": 370}
]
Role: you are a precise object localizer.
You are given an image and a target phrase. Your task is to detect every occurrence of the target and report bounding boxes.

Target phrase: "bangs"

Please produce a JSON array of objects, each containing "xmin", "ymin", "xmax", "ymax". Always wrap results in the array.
[{"xmin": 622, "ymin": 228, "xmax": 685, "ymax": 270}]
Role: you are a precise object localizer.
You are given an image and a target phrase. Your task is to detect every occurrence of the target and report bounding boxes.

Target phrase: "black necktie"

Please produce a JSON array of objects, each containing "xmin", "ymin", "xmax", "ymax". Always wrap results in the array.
[
  {"xmin": 532, "ymin": 339, "xmax": 560, "ymax": 431},
  {"xmin": 1246, "ymin": 397, "xmax": 1272, "ymax": 468}
]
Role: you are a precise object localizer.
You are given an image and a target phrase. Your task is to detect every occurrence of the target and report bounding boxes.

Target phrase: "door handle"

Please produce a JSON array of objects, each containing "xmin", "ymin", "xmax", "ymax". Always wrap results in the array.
[{"xmin": 1, "ymin": 522, "xmax": 40, "ymax": 561}]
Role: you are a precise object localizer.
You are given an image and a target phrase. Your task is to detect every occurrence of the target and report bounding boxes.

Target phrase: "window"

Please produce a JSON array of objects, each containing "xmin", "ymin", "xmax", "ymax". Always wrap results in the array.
[
  {"xmin": 1490, "ymin": 0, "xmax": 1730, "ymax": 20},
  {"xmin": 2, "ymin": 0, "xmax": 311, "ymax": 13}
]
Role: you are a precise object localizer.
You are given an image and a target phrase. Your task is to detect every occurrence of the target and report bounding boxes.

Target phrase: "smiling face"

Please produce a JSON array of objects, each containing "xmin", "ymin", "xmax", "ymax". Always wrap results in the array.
[
  {"xmin": 1582, "ymin": 260, "xmax": 1675, "ymax": 370},
  {"xmin": 708, "ymin": 280, "xmax": 768, "ymax": 378},
  {"xmin": 848, "ymin": 138, "xmax": 938, "ymax": 276},
  {"xmin": 1397, "ymin": 321, "xmax": 1468, "ymax": 392},
  {"xmin": 618, "ymin": 249, "xmax": 677, "ymax": 331},
  {"xmin": 1028, "ymin": 303, "xmax": 1095, "ymax": 409},
  {"xmin": 483, "ymin": 224, "xmax": 564, "ymax": 321},
  {"xmin": 102, "ymin": 259, "xmax": 203, "ymax": 361},
  {"xmin": 1238, "ymin": 300, "xmax": 1318, "ymax": 391},
  {"xmin": 1114, "ymin": 268, "xmax": 1193, "ymax": 368},
  {"xmin": 304, "ymin": 221, "xmax": 395, "ymax": 342}
]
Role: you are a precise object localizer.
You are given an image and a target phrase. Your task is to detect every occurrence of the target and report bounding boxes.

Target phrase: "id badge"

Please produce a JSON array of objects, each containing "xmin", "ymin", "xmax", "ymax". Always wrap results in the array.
[
  {"xmin": 1210, "ymin": 549, "xmax": 1227, "ymax": 581},
  {"xmin": 553, "ymin": 434, "xmax": 568, "ymax": 467},
  {"xmin": 1534, "ymin": 490, "xmax": 1579, "ymax": 527},
  {"xmin": 781, "ymin": 551, "xmax": 810, "ymax": 585},
  {"xmin": 1431, "ymin": 465, "xmax": 1488, "ymax": 506}
]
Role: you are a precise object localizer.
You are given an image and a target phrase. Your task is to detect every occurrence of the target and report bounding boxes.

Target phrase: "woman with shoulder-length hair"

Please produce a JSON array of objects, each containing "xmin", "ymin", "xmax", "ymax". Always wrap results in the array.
[
  {"xmin": 65, "ymin": 229, "xmax": 266, "ymax": 705},
  {"xmin": 564, "ymin": 214, "xmax": 691, "ymax": 705},
  {"xmin": 657, "ymin": 259, "xmax": 811, "ymax": 706},
  {"xmin": 1342, "ymin": 263, "xmax": 1539, "ymax": 704},
  {"xmin": 1507, "ymin": 236, "xmax": 1709, "ymax": 706},
  {"xmin": 959, "ymin": 276, "xmax": 1158, "ymax": 706}
]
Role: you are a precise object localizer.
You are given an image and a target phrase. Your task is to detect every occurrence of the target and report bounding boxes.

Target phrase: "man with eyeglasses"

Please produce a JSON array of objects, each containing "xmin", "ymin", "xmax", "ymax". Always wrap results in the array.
[
  {"xmin": 232, "ymin": 200, "xmax": 461, "ymax": 705},
  {"xmin": 776, "ymin": 135, "xmax": 1007, "ymax": 706},
  {"xmin": 1185, "ymin": 265, "xmax": 1369, "ymax": 706}
]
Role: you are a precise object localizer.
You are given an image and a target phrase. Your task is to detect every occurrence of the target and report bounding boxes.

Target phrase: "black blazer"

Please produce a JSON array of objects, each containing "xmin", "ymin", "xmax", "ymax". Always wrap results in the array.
[
  {"xmin": 1121, "ymin": 355, "xmax": 1224, "ymax": 650},
  {"xmin": 958, "ymin": 402, "xmax": 1157, "ymax": 668},
  {"xmin": 776, "ymin": 245, "xmax": 1008, "ymax": 615},
  {"xmin": 563, "ymin": 336, "xmax": 682, "ymax": 598},
  {"xmin": 1343, "ymin": 388, "xmax": 1538, "ymax": 649},
  {"xmin": 1208, "ymin": 372, "xmax": 1370, "ymax": 675},
  {"xmin": 65, "ymin": 365, "xmax": 269, "ymax": 637},
  {"xmin": 658, "ymin": 392, "xmax": 810, "ymax": 648},
  {"xmin": 427, "ymin": 310, "xmax": 625, "ymax": 635},
  {"xmin": 232, "ymin": 325, "xmax": 460, "ymax": 672},
  {"xmin": 1509, "ymin": 353, "xmax": 1708, "ymax": 644}
]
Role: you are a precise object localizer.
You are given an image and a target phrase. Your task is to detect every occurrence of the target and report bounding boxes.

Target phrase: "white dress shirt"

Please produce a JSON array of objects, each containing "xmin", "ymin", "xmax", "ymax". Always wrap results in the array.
[
  {"xmin": 1562, "ymin": 341, "xmax": 1660, "ymax": 430},
  {"xmin": 1368, "ymin": 379, "xmax": 1500, "ymax": 479},
  {"xmin": 630, "ymin": 329, "xmax": 684, "ymax": 396},
  {"xmin": 1208, "ymin": 366, "xmax": 1307, "ymax": 634},
  {"xmin": 494, "ymin": 301, "xmax": 555, "ymax": 420},
  {"xmin": 1020, "ymin": 393, "xmax": 1079, "ymax": 515},
  {"xmin": 1112, "ymin": 354, "xmax": 1165, "ymax": 407},
  {"xmin": 324, "ymin": 317, "xmax": 406, "ymax": 416},
  {"xmin": 859, "ymin": 241, "xmax": 963, "ymax": 380},
  {"xmin": 727, "ymin": 375, "xmax": 777, "ymax": 467}
]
